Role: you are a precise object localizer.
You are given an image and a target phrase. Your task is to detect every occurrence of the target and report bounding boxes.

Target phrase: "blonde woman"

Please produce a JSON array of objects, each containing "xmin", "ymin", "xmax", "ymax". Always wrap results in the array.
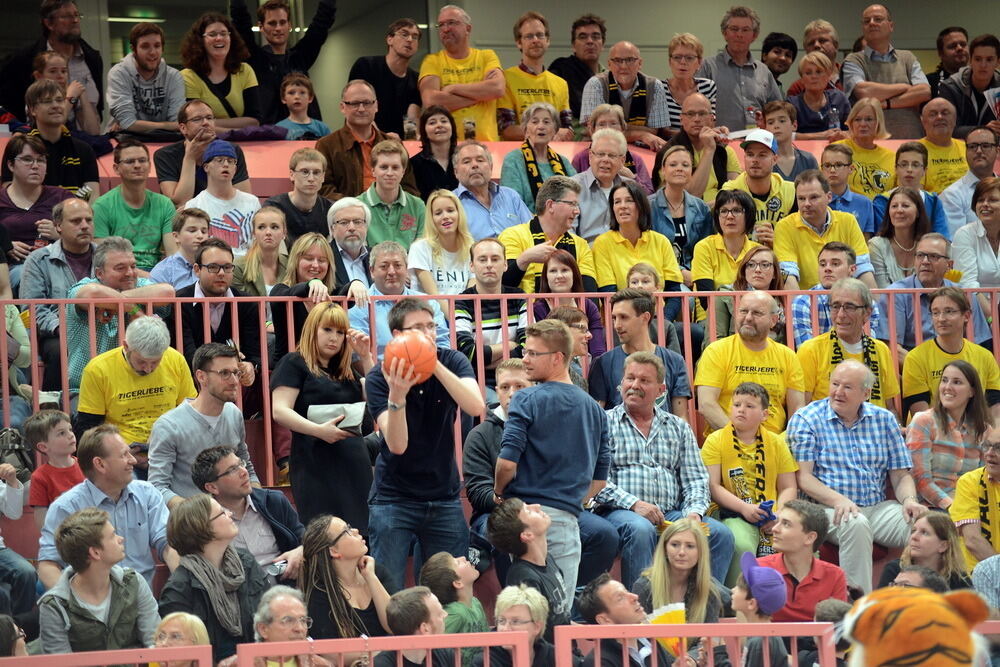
[
  {"xmin": 272, "ymin": 303, "xmax": 373, "ymax": 529},
  {"xmin": 662, "ymin": 33, "xmax": 718, "ymax": 131},
  {"xmin": 233, "ymin": 206, "xmax": 288, "ymax": 334},
  {"xmin": 835, "ymin": 97, "xmax": 895, "ymax": 198},
  {"xmin": 408, "ymin": 189, "xmax": 474, "ymax": 298},
  {"xmin": 787, "ymin": 52, "xmax": 851, "ymax": 139},
  {"xmin": 876, "ymin": 511, "xmax": 971, "ymax": 590},
  {"xmin": 473, "ymin": 584, "xmax": 557, "ymax": 667},
  {"xmin": 154, "ymin": 612, "xmax": 210, "ymax": 667},
  {"xmin": 270, "ymin": 232, "xmax": 369, "ymax": 359}
]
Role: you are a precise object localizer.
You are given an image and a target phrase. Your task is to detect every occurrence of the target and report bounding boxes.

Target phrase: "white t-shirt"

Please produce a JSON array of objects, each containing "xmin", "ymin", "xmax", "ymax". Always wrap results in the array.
[
  {"xmin": 407, "ymin": 239, "xmax": 473, "ymax": 295},
  {"xmin": 184, "ymin": 189, "xmax": 261, "ymax": 256}
]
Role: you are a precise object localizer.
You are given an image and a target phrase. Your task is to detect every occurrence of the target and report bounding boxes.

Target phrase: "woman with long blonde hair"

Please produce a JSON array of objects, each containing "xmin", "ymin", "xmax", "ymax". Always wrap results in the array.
[
  {"xmin": 271, "ymin": 302, "xmax": 374, "ymax": 528},
  {"xmin": 408, "ymin": 189, "xmax": 474, "ymax": 299},
  {"xmin": 877, "ymin": 511, "xmax": 971, "ymax": 590}
]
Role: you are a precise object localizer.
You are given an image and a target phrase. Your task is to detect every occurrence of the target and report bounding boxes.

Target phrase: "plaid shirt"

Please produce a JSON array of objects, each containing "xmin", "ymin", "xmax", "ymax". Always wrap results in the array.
[
  {"xmin": 790, "ymin": 286, "xmax": 882, "ymax": 347},
  {"xmin": 594, "ymin": 404, "xmax": 710, "ymax": 516},
  {"xmin": 787, "ymin": 398, "xmax": 911, "ymax": 507},
  {"xmin": 906, "ymin": 409, "xmax": 983, "ymax": 508}
]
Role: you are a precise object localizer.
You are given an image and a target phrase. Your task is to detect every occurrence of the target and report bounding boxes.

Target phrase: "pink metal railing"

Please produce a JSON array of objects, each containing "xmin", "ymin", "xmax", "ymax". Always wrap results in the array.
[{"xmin": 0, "ymin": 643, "xmax": 214, "ymax": 665}]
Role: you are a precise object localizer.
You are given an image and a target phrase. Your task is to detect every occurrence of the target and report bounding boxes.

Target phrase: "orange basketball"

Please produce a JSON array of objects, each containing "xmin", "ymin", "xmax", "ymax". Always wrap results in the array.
[{"xmin": 383, "ymin": 330, "xmax": 437, "ymax": 383}]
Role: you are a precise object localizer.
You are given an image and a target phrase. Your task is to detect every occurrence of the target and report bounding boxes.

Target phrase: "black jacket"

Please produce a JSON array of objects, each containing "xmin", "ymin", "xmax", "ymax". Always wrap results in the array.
[
  {"xmin": 158, "ymin": 547, "xmax": 268, "ymax": 663},
  {"xmin": 938, "ymin": 66, "xmax": 1000, "ymax": 139},
  {"xmin": 0, "ymin": 36, "xmax": 104, "ymax": 121},
  {"xmin": 472, "ymin": 638, "xmax": 580, "ymax": 667},
  {"xmin": 250, "ymin": 487, "xmax": 304, "ymax": 554},
  {"xmin": 331, "ymin": 240, "xmax": 371, "ymax": 289},
  {"xmin": 462, "ymin": 411, "xmax": 505, "ymax": 523},
  {"xmin": 270, "ymin": 278, "xmax": 358, "ymax": 360},
  {"xmin": 582, "ymin": 637, "xmax": 674, "ymax": 667},
  {"xmin": 174, "ymin": 284, "xmax": 262, "ymax": 369}
]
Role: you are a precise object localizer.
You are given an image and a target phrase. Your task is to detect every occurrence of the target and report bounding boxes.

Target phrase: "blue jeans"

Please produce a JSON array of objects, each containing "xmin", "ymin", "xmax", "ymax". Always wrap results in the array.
[
  {"xmin": 0, "ymin": 546, "xmax": 37, "ymax": 615},
  {"xmin": 602, "ymin": 509, "xmax": 735, "ymax": 586},
  {"xmin": 369, "ymin": 497, "xmax": 469, "ymax": 592},
  {"xmin": 577, "ymin": 510, "xmax": 619, "ymax": 587}
]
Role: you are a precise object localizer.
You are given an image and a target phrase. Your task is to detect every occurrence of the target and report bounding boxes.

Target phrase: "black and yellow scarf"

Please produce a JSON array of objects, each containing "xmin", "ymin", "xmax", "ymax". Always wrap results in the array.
[
  {"xmin": 980, "ymin": 472, "xmax": 996, "ymax": 544},
  {"xmin": 829, "ymin": 329, "xmax": 882, "ymax": 402},
  {"xmin": 607, "ymin": 71, "xmax": 648, "ymax": 126},
  {"xmin": 521, "ymin": 141, "xmax": 567, "ymax": 200},
  {"xmin": 710, "ymin": 427, "xmax": 775, "ymax": 554}
]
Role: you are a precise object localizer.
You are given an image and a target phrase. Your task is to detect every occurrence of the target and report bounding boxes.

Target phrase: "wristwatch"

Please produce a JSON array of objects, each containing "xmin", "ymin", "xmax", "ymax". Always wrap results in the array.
[{"xmin": 387, "ymin": 400, "xmax": 406, "ymax": 411}]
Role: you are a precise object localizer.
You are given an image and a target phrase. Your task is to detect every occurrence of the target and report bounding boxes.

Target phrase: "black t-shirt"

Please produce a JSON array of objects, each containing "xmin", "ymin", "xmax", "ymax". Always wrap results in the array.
[
  {"xmin": 348, "ymin": 56, "xmax": 421, "ymax": 137},
  {"xmin": 308, "ymin": 592, "xmax": 388, "ymax": 640},
  {"xmin": 1, "ymin": 130, "xmax": 97, "ymax": 196},
  {"xmin": 505, "ymin": 556, "xmax": 570, "ymax": 642},
  {"xmin": 366, "ymin": 348, "xmax": 474, "ymax": 501},
  {"xmin": 152, "ymin": 141, "xmax": 250, "ymax": 196},
  {"xmin": 264, "ymin": 192, "xmax": 333, "ymax": 246},
  {"xmin": 373, "ymin": 649, "xmax": 454, "ymax": 667}
]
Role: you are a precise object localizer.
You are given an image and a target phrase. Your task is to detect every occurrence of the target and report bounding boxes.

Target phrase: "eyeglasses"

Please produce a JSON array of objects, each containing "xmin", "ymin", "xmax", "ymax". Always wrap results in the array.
[
  {"xmin": 915, "ymin": 251, "xmax": 948, "ymax": 262},
  {"xmin": 402, "ymin": 323, "xmax": 438, "ymax": 334},
  {"xmin": 968, "ymin": 142, "xmax": 998, "ymax": 152},
  {"xmin": 155, "ymin": 631, "xmax": 188, "ymax": 644},
  {"xmin": 983, "ymin": 442, "xmax": 1000, "ymax": 453},
  {"xmin": 523, "ymin": 349, "xmax": 558, "ymax": 359},
  {"xmin": 210, "ymin": 157, "xmax": 237, "ymax": 167},
  {"xmin": 670, "ymin": 54, "xmax": 699, "ymax": 64},
  {"xmin": 566, "ymin": 323, "xmax": 589, "ymax": 332},
  {"xmin": 436, "ymin": 19, "xmax": 464, "ymax": 29},
  {"xmin": 520, "ymin": 32, "xmax": 548, "ymax": 41},
  {"xmin": 185, "ymin": 114, "xmax": 215, "ymax": 124},
  {"xmin": 294, "ymin": 168, "xmax": 323, "ymax": 178},
  {"xmin": 118, "ymin": 157, "xmax": 149, "ymax": 166},
  {"xmin": 680, "ymin": 111, "xmax": 711, "ymax": 119},
  {"xmin": 333, "ymin": 218, "xmax": 367, "ymax": 227},
  {"xmin": 744, "ymin": 261, "xmax": 773, "ymax": 271},
  {"xmin": 275, "ymin": 615, "xmax": 314, "ymax": 628},
  {"xmin": 330, "ymin": 524, "xmax": 356, "ymax": 546},
  {"xmin": 210, "ymin": 507, "xmax": 232, "ymax": 521},
  {"xmin": 497, "ymin": 617, "xmax": 535, "ymax": 628},
  {"xmin": 608, "ymin": 57, "xmax": 639, "ymax": 66},
  {"xmin": 342, "ymin": 99, "xmax": 376, "ymax": 109},
  {"xmin": 203, "ymin": 31, "xmax": 230, "ymax": 39},
  {"xmin": 554, "ymin": 198, "xmax": 581, "ymax": 210},
  {"xmin": 198, "ymin": 262, "xmax": 236, "ymax": 274},
  {"xmin": 202, "ymin": 368, "xmax": 246, "ymax": 381},
  {"xmin": 14, "ymin": 156, "xmax": 46, "ymax": 166},
  {"xmin": 718, "ymin": 207, "xmax": 745, "ymax": 217},
  {"xmin": 212, "ymin": 461, "xmax": 247, "ymax": 481},
  {"xmin": 829, "ymin": 302, "xmax": 866, "ymax": 313},
  {"xmin": 931, "ymin": 308, "xmax": 962, "ymax": 319},
  {"xmin": 395, "ymin": 30, "xmax": 420, "ymax": 41},
  {"xmin": 821, "ymin": 162, "xmax": 850, "ymax": 170}
]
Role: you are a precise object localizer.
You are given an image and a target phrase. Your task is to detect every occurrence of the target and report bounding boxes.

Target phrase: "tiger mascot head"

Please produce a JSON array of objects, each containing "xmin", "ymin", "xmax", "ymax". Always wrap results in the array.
[{"xmin": 842, "ymin": 586, "xmax": 989, "ymax": 667}]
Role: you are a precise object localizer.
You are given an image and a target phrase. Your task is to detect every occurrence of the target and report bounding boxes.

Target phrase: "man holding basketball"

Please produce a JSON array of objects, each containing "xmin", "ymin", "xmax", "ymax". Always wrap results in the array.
[
  {"xmin": 495, "ymin": 319, "xmax": 611, "ymax": 606},
  {"xmin": 365, "ymin": 297, "xmax": 486, "ymax": 592}
]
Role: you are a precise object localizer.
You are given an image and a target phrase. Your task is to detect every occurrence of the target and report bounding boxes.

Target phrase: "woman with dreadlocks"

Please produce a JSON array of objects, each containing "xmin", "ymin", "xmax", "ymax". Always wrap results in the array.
[{"xmin": 299, "ymin": 515, "xmax": 391, "ymax": 641}]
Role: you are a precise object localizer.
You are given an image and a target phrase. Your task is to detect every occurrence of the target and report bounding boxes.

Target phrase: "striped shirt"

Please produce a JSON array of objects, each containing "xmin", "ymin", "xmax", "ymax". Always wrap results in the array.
[
  {"xmin": 787, "ymin": 398, "xmax": 911, "ymax": 507},
  {"xmin": 790, "ymin": 286, "xmax": 883, "ymax": 347},
  {"xmin": 594, "ymin": 404, "xmax": 710, "ymax": 516},
  {"xmin": 454, "ymin": 286, "xmax": 527, "ymax": 384},
  {"xmin": 906, "ymin": 409, "xmax": 983, "ymax": 509},
  {"xmin": 662, "ymin": 77, "xmax": 718, "ymax": 130}
]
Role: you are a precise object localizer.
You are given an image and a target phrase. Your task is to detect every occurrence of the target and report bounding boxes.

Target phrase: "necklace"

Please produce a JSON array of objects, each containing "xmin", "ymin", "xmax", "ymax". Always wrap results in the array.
[{"xmin": 892, "ymin": 236, "xmax": 916, "ymax": 252}]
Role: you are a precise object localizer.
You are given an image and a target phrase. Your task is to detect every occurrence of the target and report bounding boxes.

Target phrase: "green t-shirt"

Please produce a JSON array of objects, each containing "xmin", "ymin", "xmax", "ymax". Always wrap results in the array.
[
  {"xmin": 92, "ymin": 186, "xmax": 174, "ymax": 270},
  {"xmin": 358, "ymin": 184, "xmax": 425, "ymax": 250},
  {"xmin": 444, "ymin": 598, "xmax": 489, "ymax": 667}
]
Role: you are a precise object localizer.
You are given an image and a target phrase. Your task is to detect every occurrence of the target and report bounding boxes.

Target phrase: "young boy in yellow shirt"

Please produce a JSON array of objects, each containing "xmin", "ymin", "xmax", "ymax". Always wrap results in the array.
[{"xmin": 701, "ymin": 381, "xmax": 799, "ymax": 586}]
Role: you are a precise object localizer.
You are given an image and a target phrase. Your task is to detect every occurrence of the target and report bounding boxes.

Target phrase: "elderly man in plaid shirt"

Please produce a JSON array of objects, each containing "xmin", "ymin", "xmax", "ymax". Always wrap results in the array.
[
  {"xmin": 788, "ymin": 359, "xmax": 924, "ymax": 593},
  {"xmin": 590, "ymin": 350, "xmax": 734, "ymax": 587}
]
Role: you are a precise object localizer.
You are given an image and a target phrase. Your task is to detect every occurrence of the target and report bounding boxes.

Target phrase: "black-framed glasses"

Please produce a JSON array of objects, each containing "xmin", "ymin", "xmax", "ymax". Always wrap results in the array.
[
  {"xmin": 343, "ymin": 100, "xmax": 375, "ymax": 108},
  {"xmin": 829, "ymin": 302, "xmax": 865, "ymax": 313},
  {"xmin": 968, "ymin": 142, "xmax": 998, "ymax": 152},
  {"xmin": 330, "ymin": 524, "xmax": 356, "ymax": 546},
  {"xmin": 212, "ymin": 461, "xmax": 246, "ymax": 482},
  {"xmin": 210, "ymin": 507, "xmax": 231, "ymax": 521},
  {"xmin": 202, "ymin": 368, "xmax": 245, "ymax": 381},
  {"xmin": 915, "ymin": 251, "xmax": 948, "ymax": 262},
  {"xmin": 198, "ymin": 262, "xmax": 236, "ymax": 274},
  {"xmin": 332, "ymin": 218, "xmax": 367, "ymax": 227},
  {"xmin": 608, "ymin": 57, "xmax": 639, "ymax": 66}
]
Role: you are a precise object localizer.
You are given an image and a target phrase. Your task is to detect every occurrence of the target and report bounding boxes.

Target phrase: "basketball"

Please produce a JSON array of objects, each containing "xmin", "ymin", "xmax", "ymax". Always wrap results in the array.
[{"xmin": 383, "ymin": 330, "xmax": 437, "ymax": 383}]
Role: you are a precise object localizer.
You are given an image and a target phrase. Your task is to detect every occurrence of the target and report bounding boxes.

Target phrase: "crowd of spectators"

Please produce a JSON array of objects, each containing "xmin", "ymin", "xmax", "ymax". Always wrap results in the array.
[{"xmin": 3, "ymin": 0, "xmax": 1000, "ymax": 664}]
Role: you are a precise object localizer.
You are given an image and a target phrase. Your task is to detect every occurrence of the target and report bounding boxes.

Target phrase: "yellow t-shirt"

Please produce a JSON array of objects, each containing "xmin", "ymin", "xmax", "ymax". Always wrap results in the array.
[
  {"xmin": 693, "ymin": 145, "xmax": 742, "ymax": 204},
  {"xmin": 419, "ymin": 48, "xmax": 503, "ymax": 141},
  {"xmin": 695, "ymin": 335, "xmax": 805, "ymax": 434},
  {"xmin": 690, "ymin": 234, "xmax": 761, "ymax": 289},
  {"xmin": 701, "ymin": 424, "xmax": 799, "ymax": 503},
  {"xmin": 181, "ymin": 64, "xmax": 258, "ymax": 119},
  {"xmin": 773, "ymin": 209, "xmax": 868, "ymax": 290},
  {"xmin": 834, "ymin": 138, "xmax": 895, "ymax": 198},
  {"xmin": 918, "ymin": 137, "xmax": 968, "ymax": 194},
  {"xmin": 499, "ymin": 67, "xmax": 571, "ymax": 124},
  {"xmin": 902, "ymin": 338, "xmax": 1000, "ymax": 404},
  {"xmin": 796, "ymin": 331, "xmax": 900, "ymax": 408},
  {"xmin": 950, "ymin": 467, "xmax": 1000, "ymax": 570},
  {"xmin": 592, "ymin": 230, "xmax": 683, "ymax": 289},
  {"xmin": 721, "ymin": 173, "xmax": 796, "ymax": 225},
  {"xmin": 498, "ymin": 221, "xmax": 596, "ymax": 293},
  {"xmin": 77, "ymin": 347, "xmax": 197, "ymax": 445}
]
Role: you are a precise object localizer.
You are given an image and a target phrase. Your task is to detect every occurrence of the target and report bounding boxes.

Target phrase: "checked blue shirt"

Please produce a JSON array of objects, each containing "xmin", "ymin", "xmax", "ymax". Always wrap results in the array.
[
  {"xmin": 594, "ymin": 404, "xmax": 710, "ymax": 516},
  {"xmin": 787, "ymin": 398, "xmax": 911, "ymax": 507}
]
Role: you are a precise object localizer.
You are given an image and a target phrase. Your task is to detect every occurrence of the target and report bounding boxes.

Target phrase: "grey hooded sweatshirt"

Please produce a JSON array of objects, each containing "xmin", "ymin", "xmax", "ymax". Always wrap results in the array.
[{"xmin": 106, "ymin": 53, "xmax": 185, "ymax": 129}]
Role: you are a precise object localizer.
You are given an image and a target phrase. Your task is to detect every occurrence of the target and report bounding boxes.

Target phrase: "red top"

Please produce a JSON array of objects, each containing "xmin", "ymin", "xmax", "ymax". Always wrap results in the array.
[
  {"xmin": 757, "ymin": 552, "xmax": 848, "ymax": 622},
  {"xmin": 29, "ymin": 460, "xmax": 85, "ymax": 507}
]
